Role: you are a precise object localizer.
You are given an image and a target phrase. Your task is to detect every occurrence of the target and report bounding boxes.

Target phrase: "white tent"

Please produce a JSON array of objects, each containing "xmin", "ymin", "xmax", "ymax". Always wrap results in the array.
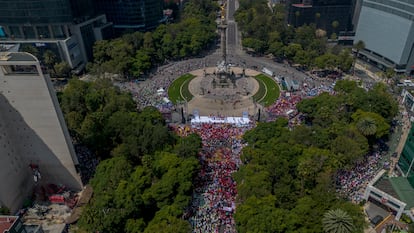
[
  {"xmin": 163, "ymin": 97, "xmax": 171, "ymax": 103},
  {"xmin": 157, "ymin": 88, "xmax": 165, "ymax": 95}
]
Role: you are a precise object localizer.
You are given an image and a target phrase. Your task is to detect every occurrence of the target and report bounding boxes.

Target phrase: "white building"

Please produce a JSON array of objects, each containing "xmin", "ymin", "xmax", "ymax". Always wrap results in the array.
[
  {"xmin": 0, "ymin": 52, "xmax": 82, "ymax": 212},
  {"xmin": 354, "ymin": 0, "xmax": 414, "ymax": 75}
]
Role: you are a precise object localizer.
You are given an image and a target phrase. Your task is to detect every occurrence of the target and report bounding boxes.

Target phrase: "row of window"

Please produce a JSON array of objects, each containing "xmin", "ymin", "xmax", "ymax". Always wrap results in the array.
[
  {"xmin": 369, "ymin": 0, "xmax": 414, "ymax": 8},
  {"xmin": 5, "ymin": 24, "xmax": 69, "ymax": 39},
  {"xmin": 363, "ymin": 1, "xmax": 414, "ymax": 21},
  {"xmin": 370, "ymin": 190, "xmax": 402, "ymax": 209}
]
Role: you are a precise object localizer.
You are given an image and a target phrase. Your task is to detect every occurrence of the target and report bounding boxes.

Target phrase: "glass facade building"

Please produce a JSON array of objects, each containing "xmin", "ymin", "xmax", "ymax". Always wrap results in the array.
[
  {"xmin": 399, "ymin": 123, "xmax": 414, "ymax": 177},
  {"xmin": 0, "ymin": 0, "xmax": 73, "ymax": 25},
  {"xmin": 0, "ymin": 0, "xmax": 96, "ymax": 39},
  {"xmin": 354, "ymin": 0, "xmax": 414, "ymax": 74},
  {"xmin": 95, "ymin": 0, "xmax": 163, "ymax": 31},
  {"xmin": 287, "ymin": 0, "xmax": 355, "ymax": 34},
  {"xmin": 0, "ymin": 0, "xmax": 112, "ymax": 70}
]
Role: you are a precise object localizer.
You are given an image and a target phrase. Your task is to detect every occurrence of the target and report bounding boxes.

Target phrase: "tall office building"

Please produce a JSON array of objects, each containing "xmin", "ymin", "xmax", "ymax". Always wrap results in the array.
[
  {"xmin": 398, "ymin": 122, "xmax": 414, "ymax": 177},
  {"xmin": 0, "ymin": 0, "xmax": 113, "ymax": 71},
  {"xmin": 354, "ymin": 0, "xmax": 414, "ymax": 75},
  {"xmin": 95, "ymin": 0, "xmax": 164, "ymax": 33},
  {"xmin": 0, "ymin": 52, "xmax": 82, "ymax": 212},
  {"xmin": 287, "ymin": 0, "xmax": 355, "ymax": 34}
]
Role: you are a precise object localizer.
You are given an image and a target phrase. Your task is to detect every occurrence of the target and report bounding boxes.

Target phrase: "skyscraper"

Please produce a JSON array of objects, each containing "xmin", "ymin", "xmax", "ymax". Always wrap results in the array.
[
  {"xmin": 287, "ymin": 0, "xmax": 355, "ymax": 35},
  {"xmin": 95, "ymin": 0, "xmax": 164, "ymax": 33},
  {"xmin": 0, "ymin": 0, "xmax": 113, "ymax": 71},
  {"xmin": 354, "ymin": 0, "xmax": 414, "ymax": 75},
  {"xmin": 0, "ymin": 52, "xmax": 82, "ymax": 212}
]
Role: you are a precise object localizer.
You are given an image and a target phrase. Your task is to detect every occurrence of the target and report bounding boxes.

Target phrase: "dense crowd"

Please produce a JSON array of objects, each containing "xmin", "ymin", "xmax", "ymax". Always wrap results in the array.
[
  {"xmin": 115, "ymin": 59, "xmax": 206, "ymax": 111},
  {"xmin": 266, "ymin": 92, "xmax": 302, "ymax": 121},
  {"xmin": 174, "ymin": 122, "xmax": 253, "ymax": 233},
  {"xmin": 74, "ymin": 144, "xmax": 99, "ymax": 184},
  {"xmin": 112, "ymin": 55, "xmax": 392, "ymax": 231},
  {"xmin": 335, "ymin": 151, "xmax": 384, "ymax": 203}
]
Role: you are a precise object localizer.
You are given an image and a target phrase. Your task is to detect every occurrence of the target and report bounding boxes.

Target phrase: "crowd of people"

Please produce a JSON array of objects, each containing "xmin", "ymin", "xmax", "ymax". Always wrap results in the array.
[
  {"xmin": 74, "ymin": 144, "xmax": 99, "ymax": 184},
  {"xmin": 265, "ymin": 92, "xmax": 302, "ymax": 121},
  {"xmin": 115, "ymin": 59, "xmax": 206, "ymax": 111},
  {"xmin": 335, "ymin": 151, "xmax": 385, "ymax": 203},
  {"xmin": 111, "ymin": 53, "xmax": 395, "ymax": 231},
  {"xmin": 174, "ymin": 122, "xmax": 253, "ymax": 233}
]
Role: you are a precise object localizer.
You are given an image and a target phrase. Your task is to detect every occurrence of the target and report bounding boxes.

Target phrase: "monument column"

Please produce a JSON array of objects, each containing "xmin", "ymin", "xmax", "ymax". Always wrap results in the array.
[{"xmin": 219, "ymin": 3, "xmax": 227, "ymax": 64}]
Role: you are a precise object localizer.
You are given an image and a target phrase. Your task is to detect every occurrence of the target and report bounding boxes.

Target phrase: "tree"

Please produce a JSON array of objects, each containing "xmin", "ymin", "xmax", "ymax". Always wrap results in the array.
[
  {"xmin": 78, "ymin": 157, "xmax": 134, "ymax": 233},
  {"xmin": 352, "ymin": 40, "xmax": 365, "ymax": 76},
  {"xmin": 322, "ymin": 209, "xmax": 355, "ymax": 233},
  {"xmin": 235, "ymin": 195, "xmax": 288, "ymax": 233},
  {"xmin": 174, "ymin": 133, "xmax": 201, "ymax": 158},
  {"xmin": 0, "ymin": 206, "xmax": 10, "ymax": 215},
  {"xmin": 242, "ymin": 37, "xmax": 267, "ymax": 54},
  {"xmin": 43, "ymin": 50, "xmax": 57, "ymax": 74},
  {"xmin": 297, "ymin": 147, "xmax": 331, "ymax": 193},
  {"xmin": 315, "ymin": 12, "xmax": 321, "ymax": 28},
  {"xmin": 355, "ymin": 117, "xmax": 377, "ymax": 136},
  {"xmin": 283, "ymin": 43, "xmax": 302, "ymax": 60},
  {"xmin": 366, "ymin": 83, "xmax": 398, "ymax": 121},
  {"xmin": 294, "ymin": 25, "xmax": 317, "ymax": 50},
  {"xmin": 337, "ymin": 49, "xmax": 353, "ymax": 72},
  {"xmin": 314, "ymin": 53, "xmax": 339, "ymax": 70},
  {"xmin": 351, "ymin": 109, "xmax": 390, "ymax": 139},
  {"xmin": 20, "ymin": 45, "xmax": 39, "ymax": 58},
  {"xmin": 331, "ymin": 21, "xmax": 339, "ymax": 34},
  {"xmin": 385, "ymin": 67, "xmax": 395, "ymax": 79},
  {"xmin": 330, "ymin": 32, "xmax": 337, "ymax": 40},
  {"xmin": 330, "ymin": 129, "xmax": 368, "ymax": 168},
  {"xmin": 131, "ymin": 49, "xmax": 152, "ymax": 77},
  {"xmin": 144, "ymin": 207, "xmax": 191, "ymax": 233},
  {"xmin": 234, "ymin": 164, "xmax": 273, "ymax": 202},
  {"xmin": 295, "ymin": 11, "xmax": 301, "ymax": 27},
  {"xmin": 54, "ymin": 61, "xmax": 71, "ymax": 78}
]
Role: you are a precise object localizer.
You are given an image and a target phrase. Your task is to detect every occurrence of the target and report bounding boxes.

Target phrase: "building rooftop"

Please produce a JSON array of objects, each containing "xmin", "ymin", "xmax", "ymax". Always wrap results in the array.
[
  {"xmin": 374, "ymin": 176, "xmax": 414, "ymax": 209},
  {"xmin": 374, "ymin": 176, "xmax": 399, "ymax": 198},
  {"xmin": 389, "ymin": 177, "xmax": 414, "ymax": 209},
  {"xmin": 0, "ymin": 52, "xmax": 37, "ymax": 62},
  {"xmin": 0, "ymin": 216, "xmax": 17, "ymax": 233},
  {"xmin": 292, "ymin": 3, "xmax": 313, "ymax": 8}
]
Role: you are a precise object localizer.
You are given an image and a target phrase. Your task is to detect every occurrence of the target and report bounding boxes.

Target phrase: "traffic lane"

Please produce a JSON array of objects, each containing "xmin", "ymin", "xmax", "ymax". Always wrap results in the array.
[
  {"xmin": 236, "ymin": 53, "xmax": 309, "ymax": 80},
  {"xmin": 227, "ymin": 23, "xmax": 236, "ymax": 46},
  {"xmin": 228, "ymin": 0, "xmax": 235, "ymax": 21}
]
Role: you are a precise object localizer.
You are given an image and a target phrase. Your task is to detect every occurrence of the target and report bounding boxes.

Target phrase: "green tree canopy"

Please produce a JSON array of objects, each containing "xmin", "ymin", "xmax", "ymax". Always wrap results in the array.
[
  {"xmin": 322, "ymin": 209, "xmax": 355, "ymax": 233},
  {"xmin": 88, "ymin": 0, "xmax": 218, "ymax": 79}
]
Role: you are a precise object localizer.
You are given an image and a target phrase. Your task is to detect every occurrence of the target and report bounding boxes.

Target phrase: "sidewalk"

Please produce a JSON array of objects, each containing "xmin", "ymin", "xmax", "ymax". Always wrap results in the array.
[
  {"xmin": 389, "ymin": 109, "xmax": 411, "ymax": 175},
  {"xmin": 354, "ymin": 62, "xmax": 385, "ymax": 83}
]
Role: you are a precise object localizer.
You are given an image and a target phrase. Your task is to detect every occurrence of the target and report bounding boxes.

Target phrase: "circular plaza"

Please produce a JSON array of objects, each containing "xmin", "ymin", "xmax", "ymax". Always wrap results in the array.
[{"xmin": 168, "ymin": 65, "xmax": 280, "ymax": 117}]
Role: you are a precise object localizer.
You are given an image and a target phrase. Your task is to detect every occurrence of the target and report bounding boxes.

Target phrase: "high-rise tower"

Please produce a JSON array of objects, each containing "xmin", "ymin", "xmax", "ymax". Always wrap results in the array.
[
  {"xmin": 354, "ymin": 0, "xmax": 414, "ymax": 75},
  {"xmin": 0, "ymin": 52, "xmax": 82, "ymax": 212},
  {"xmin": 94, "ymin": 0, "xmax": 164, "ymax": 33},
  {"xmin": 287, "ymin": 0, "xmax": 354, "ymax": 34},
  {"xmin": 0, "ymin": 0, "xmax": 113, "ymax": 71}
]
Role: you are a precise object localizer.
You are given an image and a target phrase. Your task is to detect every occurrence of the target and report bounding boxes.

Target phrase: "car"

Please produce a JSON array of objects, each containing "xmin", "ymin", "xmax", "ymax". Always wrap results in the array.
[{"xmin": 370, "ymin": 215, "xmax": 384, "ymax": 226}]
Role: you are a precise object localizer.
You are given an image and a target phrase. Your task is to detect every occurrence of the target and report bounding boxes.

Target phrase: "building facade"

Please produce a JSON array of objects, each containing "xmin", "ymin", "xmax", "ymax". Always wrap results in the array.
[
  {"xmin": 95, "ymin": 0, "xmax": 164, "ymax": 33},
  {"xmin": 354, "ymin": 0, "xmax": 414, "ymax": 75},
  {"xmin": 0, "ymin": 0, "xmax": 112, "ymax": 70},
  {"xmin": 0, "ymin": 52, "xmax": 82, "ymax": 212},
  {"xmin": 0, "ymin": 216, "xmax": 26, "ymax": 233},
  {"xmin": 396, "ymin": 114, "xmax": 414, "ymax": 177},
  {"xmin": 287, "ymin": 0, "xmax": 355, "ymax": 35},
  {"xmin": 364, "ymin": 170, "xmax": 414, "ymax": 221}
]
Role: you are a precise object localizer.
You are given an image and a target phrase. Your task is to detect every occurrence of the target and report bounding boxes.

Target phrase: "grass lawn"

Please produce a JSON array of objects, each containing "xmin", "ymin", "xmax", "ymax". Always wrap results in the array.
[
  {"xmin": 252, "ymin": 77, "xmax": 266, "ymax": 103},
  {"xmin": 253, "ymin": 74, "xmax": 280, "ymax": 107},
  {"xmin": 168, "ymin": 73, "xmax": 196, "ymax": 103}
]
